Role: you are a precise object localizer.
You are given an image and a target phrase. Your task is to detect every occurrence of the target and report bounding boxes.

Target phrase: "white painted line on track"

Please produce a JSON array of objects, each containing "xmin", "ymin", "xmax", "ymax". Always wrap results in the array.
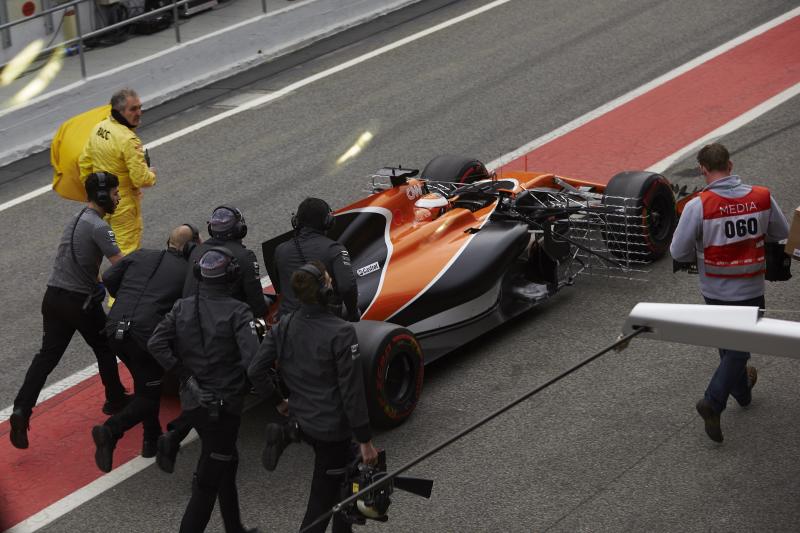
[
  {"xmin": 3, "ymin": 5, "xmax": 800, "ymax": 531},
  {"xmin": 645, "ymin": 82, "xmax": 800, "ymax": 173},
  {"xmin": 0, "ymin": 364, "xmax": 99, "ymax": 423},
  {"xmin": 488, "ymin": 6, "xmax": 800, "ymax": 170},
  {"xmin": 5, "ymin": 431, "xmax": 200, "ymax": 533},
  {"xmin": 0, "ymin": 184, "xmax": 52, "ymax": 213}
]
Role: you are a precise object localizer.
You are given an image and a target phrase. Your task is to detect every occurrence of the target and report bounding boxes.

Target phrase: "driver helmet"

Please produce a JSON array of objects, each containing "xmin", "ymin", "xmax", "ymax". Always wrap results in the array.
[{"xmin": 414, "ymin": 193, "xmax": 449, "ymax": 222}]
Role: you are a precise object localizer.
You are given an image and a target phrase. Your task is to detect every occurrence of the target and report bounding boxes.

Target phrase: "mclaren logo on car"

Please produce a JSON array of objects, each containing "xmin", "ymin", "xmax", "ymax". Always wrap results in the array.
[{"xmin": 357, "ymin": 262, "xmax": 381, "ymax": 277}]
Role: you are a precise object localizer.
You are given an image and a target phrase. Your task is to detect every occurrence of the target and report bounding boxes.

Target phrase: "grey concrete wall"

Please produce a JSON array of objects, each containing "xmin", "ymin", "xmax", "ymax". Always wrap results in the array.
[{"xmin": 0, "ymin": 0, "xmax": 420, "ymax": 167}]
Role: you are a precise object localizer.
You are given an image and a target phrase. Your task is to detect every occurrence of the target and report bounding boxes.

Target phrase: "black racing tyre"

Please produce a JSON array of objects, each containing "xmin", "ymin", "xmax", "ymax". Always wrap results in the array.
[
  {"xmin": 353, "ymin": 320, "xmax": 424, "ymax": 428},
  {"xmin": 421, "ymin": 155, "xmax": 491, "ymax": 184},
  {"xmin": 602, "ymin": 171, "xmax": 677, "ymax": 262}
]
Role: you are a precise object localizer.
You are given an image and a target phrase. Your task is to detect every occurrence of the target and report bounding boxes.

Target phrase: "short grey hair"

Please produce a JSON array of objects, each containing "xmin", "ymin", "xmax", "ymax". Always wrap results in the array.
[{"xmin": 110, "ymin": 88, "xmax": 138, "ymax": 111}]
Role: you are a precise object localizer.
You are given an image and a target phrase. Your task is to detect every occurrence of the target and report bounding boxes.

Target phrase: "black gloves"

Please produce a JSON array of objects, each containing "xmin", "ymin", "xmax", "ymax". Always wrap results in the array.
[{"xmin": 182, "ymin": 375, "xmax": 215, "ymax": 406}]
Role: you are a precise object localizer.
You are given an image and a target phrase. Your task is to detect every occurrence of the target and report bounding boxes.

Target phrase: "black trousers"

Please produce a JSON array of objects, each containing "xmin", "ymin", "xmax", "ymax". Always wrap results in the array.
[
  {"xmin": 14, "ymin": 286, "xmax": 126, "ymax": 415},
  {"xmin": 180, "ymin": 408, "xmax": 245, "ymax": 533},
  {"xmin": 104, "ymin": 336, "xmax": 163, "ymax": 441},
  {"xmin": 166, "ymin": 409, "xmax": 195, "ymax": 442},
  {"xmin": 300, "ymin": 437, "xmax": 354, "ymax": 533}
]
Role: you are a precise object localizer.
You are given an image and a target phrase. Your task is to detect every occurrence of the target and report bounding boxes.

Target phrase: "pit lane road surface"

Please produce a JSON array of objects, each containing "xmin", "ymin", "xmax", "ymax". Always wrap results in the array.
[{"xmin": 1, "ymin": 0, "xmax": 800, "ymax": 531}]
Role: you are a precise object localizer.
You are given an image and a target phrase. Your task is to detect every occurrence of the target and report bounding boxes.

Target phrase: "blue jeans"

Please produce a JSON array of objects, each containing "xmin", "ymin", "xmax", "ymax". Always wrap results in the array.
[{"xmin": 702, "ymin": 294, "xmax": 765, "ymax": 413}]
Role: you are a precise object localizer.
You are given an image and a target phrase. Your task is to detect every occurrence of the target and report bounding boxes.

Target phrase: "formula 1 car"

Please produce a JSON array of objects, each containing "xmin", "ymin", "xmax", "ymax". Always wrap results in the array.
[{"xmin": 261, "ymin": 155, "xmax": 677, "ymax": 427}]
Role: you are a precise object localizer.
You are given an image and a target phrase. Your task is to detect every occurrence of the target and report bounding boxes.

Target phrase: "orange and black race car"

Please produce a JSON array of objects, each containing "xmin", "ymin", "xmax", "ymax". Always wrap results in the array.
[{"xmin": 261, "ymin": 155, "xmax": 677, "ymax": 428}]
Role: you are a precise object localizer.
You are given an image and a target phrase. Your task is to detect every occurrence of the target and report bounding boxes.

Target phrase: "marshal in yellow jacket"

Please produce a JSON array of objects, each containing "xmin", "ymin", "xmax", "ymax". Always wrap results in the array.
[{"xmin": 79, "ymin": 115, "xmax": 156, "ymax": 254}]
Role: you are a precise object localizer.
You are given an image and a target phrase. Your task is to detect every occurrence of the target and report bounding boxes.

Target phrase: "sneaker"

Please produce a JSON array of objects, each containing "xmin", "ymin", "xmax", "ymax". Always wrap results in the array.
[
  {"xmin": 9, "ymin": 408, "xmax": 30, "ymax": 450},
  {"xmin": 92, "ymin": 425, "xmax": 117, "ymax": 473},
  {"xmin": 102, "ymin": 393, "xmax": 133, "ymax": 416},
  {"xmin": 156, "ymin": 430, "xmax": 181, "ymax": 474},
  {"xmin": 142, "ymin": 436, "xmax": 159, "ymax": 459},
  {"xmin": 262, "ymin": 423, "xmax": 288, "ymax": 472},
  {"xmin": 737, "ymin": 366, "xmax": 758, "ymax": 407},
  {"xmin": 695, "ymin": 399, "xmax": 723, "ymax": 443}
]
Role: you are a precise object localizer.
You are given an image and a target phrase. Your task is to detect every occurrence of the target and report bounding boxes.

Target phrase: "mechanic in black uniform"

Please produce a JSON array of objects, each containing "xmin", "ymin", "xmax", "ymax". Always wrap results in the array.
[
  {"xmin": 9, "ymin": 172, "xmax": 129, "ymax": 450},
  {"xmin": 90, "ymin": 225, "xmax": 199, "ymax": 472},
  {"xmin": 248, "ymin": 260, "xmax": 378, "ymax": 533},
  {"xmin": 273, "ymin": 197, "xmax": 359, "ymax": 321},
  {"xmin": 157, "ymin": 206, "xmax": 268, "ymax": 471},
  {"xmin": 183, "ymin": 205, "xmax": 268, "ymax": 318},
  {"xmin": 149, "ymin": 248, "xmax": 261, "ymax": 533}
]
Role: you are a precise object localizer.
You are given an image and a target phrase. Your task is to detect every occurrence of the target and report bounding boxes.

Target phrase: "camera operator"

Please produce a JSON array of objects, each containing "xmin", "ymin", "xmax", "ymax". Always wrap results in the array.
[
  {"xmin": 670, "ymin": 143, "xmax": 789, "ymax": 443},
  {"xmin": 273, "ymin": 198, "xmax": 359, "ymax": 321},
  {"xmin": 9, "ymin": 172, "xmax": 129, "ymax": 450},
  {"xmin": 248, "ymin": 261, "xmax": 378, "ymax": 533},
  {"xmin": 149, "ymin": 248, "xmax": 261, "ymax": 533},
  {"xmin": 90, "ymin": 225, "xmax": 200, "ymax": 473}
]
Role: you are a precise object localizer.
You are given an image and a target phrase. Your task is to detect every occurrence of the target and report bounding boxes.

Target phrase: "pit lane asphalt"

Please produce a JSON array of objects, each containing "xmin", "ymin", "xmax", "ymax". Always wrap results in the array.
[{"xmin": 2, "ymin": 0, "xmax": 800, "ymax": 531}]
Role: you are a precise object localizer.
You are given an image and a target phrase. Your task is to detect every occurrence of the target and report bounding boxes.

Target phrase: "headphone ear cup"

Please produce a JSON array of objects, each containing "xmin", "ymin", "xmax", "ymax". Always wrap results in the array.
[
  {"xmin": 94, "ymin": 172, "xmax": 109, "ymax": 206},
  {"xmin": 233, "ymin": 208, "xmax": 246, "ymax": 240},
  {"xmin": 183, "ymin": 223, "xmax": 200, "ymax": 243},
  {"xmin": 184, "ymin": 241, "xmax": 196, "ymax": 260}
]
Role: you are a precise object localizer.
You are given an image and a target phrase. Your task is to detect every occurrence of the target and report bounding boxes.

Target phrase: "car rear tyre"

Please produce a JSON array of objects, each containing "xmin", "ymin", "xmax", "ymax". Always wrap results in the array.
[
  {"xmin": 421, "ymin": 155, "xmax": 490, "ymax": 184},
  {"xmin": 354, "ymin": 321, "xmax": 424, "ymax": 428},
  {"xmin": 602, "ymin": 171, "xmax": 677, "ymax": 262}
]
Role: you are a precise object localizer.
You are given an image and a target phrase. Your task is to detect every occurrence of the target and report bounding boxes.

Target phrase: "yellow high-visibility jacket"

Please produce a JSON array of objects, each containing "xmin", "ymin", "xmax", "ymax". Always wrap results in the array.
[
  {"xmin": 51, "ymin": 105, "xmax": 112, "ymax": 202},
  {"xmin": 79, "ymin": 115, "xmax": 156, "ymax": 254}
]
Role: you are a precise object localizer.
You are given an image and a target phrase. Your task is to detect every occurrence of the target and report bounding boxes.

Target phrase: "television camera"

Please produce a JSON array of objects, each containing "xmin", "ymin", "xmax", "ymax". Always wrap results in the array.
[{"xmin": 329, "ymin": 450, "xmax": 433, "ymax": 525}]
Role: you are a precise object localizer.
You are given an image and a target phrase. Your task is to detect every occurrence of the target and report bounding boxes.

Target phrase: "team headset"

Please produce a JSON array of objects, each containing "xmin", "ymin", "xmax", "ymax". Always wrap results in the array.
[
  {"xmin": 192, "ymin": 246, "xmax": 242, "ymax": 282},
  {"xmin": 291, "ymin": 199, "xmax": 335, "ymax": 231},
  {"xmin": 182, "ymin": 223, "xmax": 201, "ymax": 259},
  {"xmin": 183, "ymin": 222, "xmax": 201, "ymax": 242},
  {"xmin": 207, "ymin": 205, "xmax": 248, "ymax": 240},
  {"xmin": 298, "ymin": 263, "xmax": 333, "ymax": 303},
  {"xmin": 90, "ymin": 171, "xmax": 116, "ymax": 213},
  {"xmin": 166, "ymin": 223, "xmax": 201, "ymax": 259}
]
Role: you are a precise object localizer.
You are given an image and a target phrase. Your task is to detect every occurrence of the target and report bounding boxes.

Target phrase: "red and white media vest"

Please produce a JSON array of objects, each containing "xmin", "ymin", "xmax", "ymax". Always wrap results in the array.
[{"xmin": 700, "ymin": 186, "xmax": 771, "ymax": 278}]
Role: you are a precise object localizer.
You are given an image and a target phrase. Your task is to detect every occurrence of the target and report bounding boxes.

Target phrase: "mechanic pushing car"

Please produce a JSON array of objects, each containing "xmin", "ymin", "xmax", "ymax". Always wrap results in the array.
[
  {"xmin": 148, "ymin": 248, "xmax": 262, "ymax": 533},
  {"xmin": 157, "ymin": 206, "xmax": 268, "ymax": 469},
  {"xmin": 78, "ymin": 88, "xmax": 157, "ymax": 255},
  {"xmin": 670, "ymin": 142, "xmax": 789, "ymax": 443},
  {"xmin": 273, "ymin": 197, "xmax": 359, "ymax": 321},
  {"xmin": 248, "ymin": 260, "xmax": 378, "ymax": 533},
  {"xmin": 183, "ymin": 205, "xmax": 268, "ymax": 318},
  {"xmin": 9, "ymin": 173, "xmax": 129, "ymax": 450},
  {"xmin": 90, "ymin": 225, "xmax": 199, "ymax": 473}
]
